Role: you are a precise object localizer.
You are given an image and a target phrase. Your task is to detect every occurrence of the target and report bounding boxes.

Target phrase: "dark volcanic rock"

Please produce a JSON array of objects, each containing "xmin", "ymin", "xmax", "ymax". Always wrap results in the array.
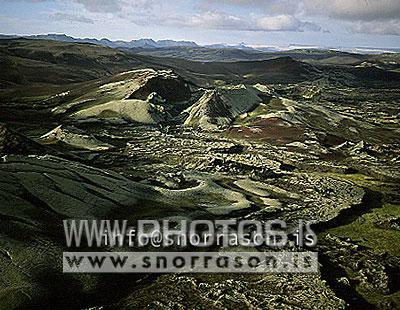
[
  {"xmin": 0, "ymin": 124, "xmax": 48, "ymax": 155},
  {"xmin": 0, "ymin": 154, "xmax": 253, "ymax": 308},
  {"xmin": 128, "ymin": 72, "xmax": 191, "ymax": 102}
]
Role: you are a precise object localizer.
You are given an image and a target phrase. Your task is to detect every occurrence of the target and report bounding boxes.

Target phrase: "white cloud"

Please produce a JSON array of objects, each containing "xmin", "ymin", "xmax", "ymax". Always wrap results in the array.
[
  {"xmin": 71, "ymin": 0, "xmax": 121, "ymax": 12},
  {"xmin": 3, "ymin": 0, "xmax": 400, "ymax": 37},
  {"xmin": 207, "ymin": 0, "xmax": 400, "ymax": 21},
  {"xmin": 255, "ymin": 15, "xmax": 320, "ymax": 32},
  {"xmin": 302, "ymin": 0, "xmax": 400, "ymax": 36},
  {"xmin": 347, "ymin": 19, "xmax": 400, "ymax": 36},
  {"xmin": 49, "ymin": 12, "xmax": 94, "ymax": 23},
  {"xmin": 3, "ymin": 0, "xmax": 157, "ymax": 13},
  {"xmin": 144, "ymin": 11, "xmax": 322, "ymax": 33},
  {"xmin": 304, "ymin": 0, "xmax": 400, "ymax": 20},
  {"xmin": 9, "ymin": 0, "xmax": 400, "ymax": 21},
  {"xmin": 204, "ymin": 0, "xmax": 301, "ymax": 15},
  {"xmin": 203, "ymin": 0, "xmax": 400, "ymax": 36},
  {"xmin": 186, "ymin": 12, "xmax": 248, "ymax": 30},
  {"xmin": 72, "ymin": 0, "xmax": 157, "ymax": 13}
]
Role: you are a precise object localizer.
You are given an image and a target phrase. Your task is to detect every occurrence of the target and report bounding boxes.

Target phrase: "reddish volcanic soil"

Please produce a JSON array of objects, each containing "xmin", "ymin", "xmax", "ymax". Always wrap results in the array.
[{"xmin": 227, "ymin": 117, "xmax": 308, "ymax": 145}]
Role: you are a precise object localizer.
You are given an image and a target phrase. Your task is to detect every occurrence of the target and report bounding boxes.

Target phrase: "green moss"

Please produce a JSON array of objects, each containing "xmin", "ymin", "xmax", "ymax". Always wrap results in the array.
[
  {"xmin": 324, "ymin": 173, "xmax": 398, "ymax": 194},
  {"xmin": 234, "ymin": 105, "xmax": 267, "ymax": 125},
  {"xmin": 327, "ymin": 203, "xmax": 400, "ymax": 256},
  {"xmin": 233, "ymin": 97, "xmax": 284, "ymax": 126},
  {"xmin": 320, "ymin": 172, "xmax": 400, "ymax": 255},
  {"xmin": 358, "ymin": 287, "xmax": 400, "ymax": 308},
  {"xmin": 97, "ymin": 109, "xmax": 121, "ymax": 119},
  {"xmin": 318, "ymin": 172, "xmax": 400, "ymax": 307}
]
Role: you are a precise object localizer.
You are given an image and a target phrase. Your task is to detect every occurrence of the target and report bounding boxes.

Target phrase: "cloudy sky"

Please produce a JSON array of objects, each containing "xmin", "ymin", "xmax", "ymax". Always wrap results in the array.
[{"xmin": 0, "ymin": 0, "xmax": 399, "ymax": 48}]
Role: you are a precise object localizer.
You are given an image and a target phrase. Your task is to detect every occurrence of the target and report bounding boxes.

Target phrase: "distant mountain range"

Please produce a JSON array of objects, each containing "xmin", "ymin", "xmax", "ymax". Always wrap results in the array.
[
  {"xmin": 0, "ymin": 33, "xmax": 399, "ymax": 54},
  {"xmin": 0, "ymin": 34, "xmax": 199, "ymax": 49}
]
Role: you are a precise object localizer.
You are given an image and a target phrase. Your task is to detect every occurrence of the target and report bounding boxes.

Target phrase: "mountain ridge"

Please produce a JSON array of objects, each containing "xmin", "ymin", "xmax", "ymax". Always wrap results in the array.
[
  {"xmin": 0, "ymin": 33, "xmax": 199, "ymax": 49},
  {"xmin": 1, "ymin": 33, "xmax": 399, "ymax": 54}
]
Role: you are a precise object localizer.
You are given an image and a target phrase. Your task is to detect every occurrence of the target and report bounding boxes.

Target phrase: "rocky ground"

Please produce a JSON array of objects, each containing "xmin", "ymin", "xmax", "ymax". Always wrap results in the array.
[{"xmin": 0, "ymin": 64, "xmax": 399, "ymax": 309}]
